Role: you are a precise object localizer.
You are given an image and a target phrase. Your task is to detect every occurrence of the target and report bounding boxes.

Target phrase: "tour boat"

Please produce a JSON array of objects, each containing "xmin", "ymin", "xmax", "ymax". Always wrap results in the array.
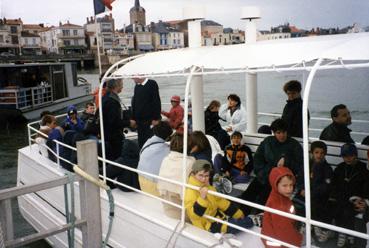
[{"xmin": 15, "ymin": 7, "xmax": 369, "ymax": 248}]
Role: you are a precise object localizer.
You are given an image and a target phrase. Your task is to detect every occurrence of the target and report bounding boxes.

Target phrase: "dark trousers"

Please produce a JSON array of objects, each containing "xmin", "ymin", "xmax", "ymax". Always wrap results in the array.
[
  {"xmin": 239, "ymin": 179, "xmax": 271, "ymax": 215},
  {"xmin": 137, "ymin": 120, "xmax": 153, "ymax": 149}
]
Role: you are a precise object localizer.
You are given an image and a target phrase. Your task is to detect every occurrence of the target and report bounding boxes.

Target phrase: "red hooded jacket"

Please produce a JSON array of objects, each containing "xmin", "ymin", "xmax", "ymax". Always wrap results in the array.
[{"xmin": 261, "ymin": 167, "xmax": 302, "ymax": 247}]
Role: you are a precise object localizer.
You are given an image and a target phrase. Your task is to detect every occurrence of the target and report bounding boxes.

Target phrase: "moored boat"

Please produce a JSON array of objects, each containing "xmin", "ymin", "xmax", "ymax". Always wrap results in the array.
[{"xmin": 0, "ymin": 62, "xmax": 92, "ymax": 124}]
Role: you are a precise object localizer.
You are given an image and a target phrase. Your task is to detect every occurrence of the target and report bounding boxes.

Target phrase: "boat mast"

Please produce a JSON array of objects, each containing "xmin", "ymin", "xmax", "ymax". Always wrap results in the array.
[
  {"xmin": 242, "ymin": 6, "xmax": 260, "ymax": 133},
  {"xmin": 183, "ymin": 5, "xmax": 205, "ymax": 132}
]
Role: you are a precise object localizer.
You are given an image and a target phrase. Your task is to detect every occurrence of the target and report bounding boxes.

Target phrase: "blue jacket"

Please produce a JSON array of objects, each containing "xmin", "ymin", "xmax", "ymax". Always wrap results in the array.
[{"xmin": 62, "ymin": 116, "xmax": 84, "ymax": 132}]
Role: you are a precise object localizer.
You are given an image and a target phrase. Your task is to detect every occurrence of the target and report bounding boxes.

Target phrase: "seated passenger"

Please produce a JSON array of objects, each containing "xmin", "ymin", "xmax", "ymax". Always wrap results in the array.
[
  {"xmin": 190, "ymin": 131, "xmax": 213, "ymax": 164},
  {"xmin": 46, "ymin": 119, "xmax": 65, "ymax": 163},
  {"xmin": 213, "ymin": 131, "xmax": 253, "ymax": 184},
  {"xmin": 240, "ymin": 119, "xmax": 303, "ymax": 214},
  {"xmin": 319, "ymin": 104, "xmax": 354, "ymax": 143},
  {"xmin": 80, "ymin": 102, "xmax": 95, "ymax": 122},
  {"xmin": 329, "ymin": 143, "xmax": 369, "ymax": 247},
  {"xmin": 138, "ymin": 121, "xmax": 173, "ymax": 196},
  {"xmin": 307, "ymin": 141, "xmax": 333, "ymax": 243},
  {"xmin": 36, "ymin": 114, "xmax": 56, "ymax": 157},
  {"xmin": 185, "ymin": 159, "xmax": 253, "ymax": 234},
  {"xmin": 161, "ymin": 95, "xmax": 184, "ymax": 131},
  {"xmin": 219, "ymin": 94, "xmax": 247, "ymax": 132},
  {"xmin": 205, "ymin": 100, "xmax": 230, "ymax": 149},
  {"xmin": 157, "ymin": 133, "xmax": 195, "ymax": 219},
  {"xmin": 261, "ymin": 167, "xmax": 303, "ymax": 247},
  {"xmin": 61, "ymin": 105, "xmax": 84, "ymax": 132}
]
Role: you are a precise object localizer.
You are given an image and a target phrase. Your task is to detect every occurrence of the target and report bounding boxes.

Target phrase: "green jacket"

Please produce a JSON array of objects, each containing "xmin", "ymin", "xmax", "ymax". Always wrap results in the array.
[{"xmin": 254, "ymin": 136, "xmax": 304, "ymax": 188}]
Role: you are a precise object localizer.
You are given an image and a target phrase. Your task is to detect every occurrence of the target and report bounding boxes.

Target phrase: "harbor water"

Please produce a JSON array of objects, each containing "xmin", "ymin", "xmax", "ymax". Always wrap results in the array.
[{"xmin": 0, "ymin": 67, "xmax": 368, "ymax": 246}]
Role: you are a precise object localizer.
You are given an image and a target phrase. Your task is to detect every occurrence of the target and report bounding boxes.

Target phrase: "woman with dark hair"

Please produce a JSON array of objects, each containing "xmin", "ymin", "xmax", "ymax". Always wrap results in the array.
[
  {"xmin": 205, "ymin": 100, "xmax": 230, "ymax": 149},
  {"xmin": 190, "ymin": 131, "xmax": 212, "ymax": 164},
  {"xmin": 219, "ymin": 94, "xmax": 247, "ymax": 132}
]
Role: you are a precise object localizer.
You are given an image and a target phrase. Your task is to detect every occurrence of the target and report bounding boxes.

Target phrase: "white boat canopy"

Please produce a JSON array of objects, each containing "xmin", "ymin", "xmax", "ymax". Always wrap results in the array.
[{"xmin": 112, "ymin": 32, "xmax": 369, "ymax": 77}]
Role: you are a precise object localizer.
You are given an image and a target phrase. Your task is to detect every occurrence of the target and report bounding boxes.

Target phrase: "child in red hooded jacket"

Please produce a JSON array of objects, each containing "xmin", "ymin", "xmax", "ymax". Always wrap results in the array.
[{"xmin": 261, "ymin": 167, "xmax": 303, "ymax": 247}]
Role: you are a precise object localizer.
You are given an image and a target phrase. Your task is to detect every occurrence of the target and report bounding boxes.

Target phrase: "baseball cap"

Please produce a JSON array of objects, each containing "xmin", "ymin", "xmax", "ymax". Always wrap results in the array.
[{"xmin": 171, "ymin": 95, "xmax": 180, "ymax": 102}]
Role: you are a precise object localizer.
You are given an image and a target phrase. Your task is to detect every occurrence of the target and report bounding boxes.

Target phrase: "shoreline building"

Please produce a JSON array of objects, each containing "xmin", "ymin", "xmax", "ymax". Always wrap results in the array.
[{"xmin": 151, "ymin": 21, "xmax": 184, "ymax": 50}]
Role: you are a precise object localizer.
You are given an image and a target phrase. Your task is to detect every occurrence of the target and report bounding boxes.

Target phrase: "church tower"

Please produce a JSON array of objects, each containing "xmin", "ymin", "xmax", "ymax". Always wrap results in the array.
[{"xmin": 129, "ymin": 0, "xmax": 146, "ymax": 26}]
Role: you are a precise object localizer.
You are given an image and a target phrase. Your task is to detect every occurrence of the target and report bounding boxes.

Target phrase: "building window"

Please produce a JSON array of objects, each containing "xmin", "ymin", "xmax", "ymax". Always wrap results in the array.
[
  {"xmin": 73, "ymin": 30, "xmax": 78, "ymax": 36},
  {"xmin": 160, "ymin": 34, "xmax": 167, "ymax": 45},
  {"xmin": 74, "ymin": 40, "xmax": 79, "ymax": 45},
  {"xmin": 62, "ymin": 30, "xmax": 70, "ymax": 36},
  {"xmin": 10, "ymin": 26, "xmax": 17, "ymax": 33},
  {"xmin": 0, "ymin": 35, "xmax": 3, "ymax": 43},
  {"xmin": 32, "ymin": 38, "xmax": 36, "ymax": 44},
  {"xmin": 25, "ymin": 38, "xmax": 29, "ymax": 45},
  {"xmin": 64, "ymin": 40, "xmax": 71, "ymax": 46}
]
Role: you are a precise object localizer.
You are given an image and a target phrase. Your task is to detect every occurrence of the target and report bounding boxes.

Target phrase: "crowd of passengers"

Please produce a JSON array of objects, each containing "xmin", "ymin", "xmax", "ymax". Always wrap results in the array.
[{"xmin": 35, "ymin": 78, "xmax": 369, "ymax": 248}]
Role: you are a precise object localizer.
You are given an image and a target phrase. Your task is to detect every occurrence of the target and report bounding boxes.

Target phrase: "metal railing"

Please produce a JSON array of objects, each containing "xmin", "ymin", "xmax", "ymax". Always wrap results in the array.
[
  {"xmin": 26, "ymin": 110, "xmax": 369, "ymax": 248},
  {"xmin": 0, "ymin": 85, "xmax": 53, "ymax": 110}
]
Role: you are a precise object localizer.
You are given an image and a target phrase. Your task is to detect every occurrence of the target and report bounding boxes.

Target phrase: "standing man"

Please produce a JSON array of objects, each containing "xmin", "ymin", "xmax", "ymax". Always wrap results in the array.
[
  {"xmin": 281, "ymin": 80, "xmax": 307, "ymax": 138},
  {"xmin": 319, "ymin": 104, "xmax": 354, "ymax": 143},
  {"xmin": 102, "ymin": 79, "xmax": 133, "ymax": 160},
  {"xmin": 131, "ymin": 77, "xmax": 162, "ymax": 148}
]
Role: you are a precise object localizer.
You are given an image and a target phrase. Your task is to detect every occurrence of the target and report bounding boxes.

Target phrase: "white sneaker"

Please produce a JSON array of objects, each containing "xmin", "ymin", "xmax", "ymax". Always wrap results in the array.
[
  {"xmin": 317, "ymin": 229, "xmax": 329, "ymax": 243},
  {"xmin": 337, "ymin": 233, "xmax": 346, "ymax": 248},
  {"xmin": 249, "ymin": 213, "xmax": 263, "ymax": 227}
]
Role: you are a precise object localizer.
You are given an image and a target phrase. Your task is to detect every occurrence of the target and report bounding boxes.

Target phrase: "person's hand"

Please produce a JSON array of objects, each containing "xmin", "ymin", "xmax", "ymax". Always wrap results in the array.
[
  {"xmin": 300, "ymin": 190, "xmax": 305, "ymax": 197},
  {"xmin": 277, "ymin": 157, "xmax": 285, "ymax": 167},
  {"xmin": 199, "ymin": 186, "xmax": 208, "ymax": 199},
  {"xmin": 225, "ymin": 171, "xmax": 231, "ymax": 177},
  {"xmin": 151, "ymin": 119, "xmax": 159, "ymax": 126},
  {"xmin": 130, "ymin": 120, "xmax": 137, "ymax": 128},
  {"xmin": 240, "ymin": 171, "xmax": 246, "ymax": 176},
  {"xmin": 70, "ymin": 116, "xmax": 77, "ymax": 124},
  {"xmin": 354, "ymin": 198, "xmax": 367, "ymax": 212}
]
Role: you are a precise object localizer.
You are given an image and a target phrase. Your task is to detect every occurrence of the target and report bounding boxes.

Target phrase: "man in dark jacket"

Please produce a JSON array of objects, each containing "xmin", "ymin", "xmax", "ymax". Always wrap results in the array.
[
  {"xmin": 102, "ymin": 79, "xmax": 132, "ymax": 160},
  {"xmin": 131, "ymin": 78, "xmax": 161, "ymax": 148},
  {"xmin": 320, "ymin": 104, "xmax": 354, "ymax": 143},
  {"xmin": 281, "ymin": 80, "xmax": 308, "ymax": 138}
]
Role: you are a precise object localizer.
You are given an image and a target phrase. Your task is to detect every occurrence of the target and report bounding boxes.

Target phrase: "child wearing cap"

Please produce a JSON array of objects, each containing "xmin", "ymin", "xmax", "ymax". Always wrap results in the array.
[
  {"xmin": 185, "ymin": 159, "xmax": 254, "ymax": 234},
  {"xmin": 214, "ymin": 131, "xmax": 253, "ymax": 184},
  {"xmin": 161, "ymin": 95, "xmax": 184, "ymax": 131},
  {"xmin": 61, "ymin": 105, "xmax": 84, "ymax": 132},
  {"xmin": 261, "ymin": 167, "xmax": 303, "ymax": 247},
  {"xmin": 329, "ymin": 143, "xmax": 369, "ymax": 247}
]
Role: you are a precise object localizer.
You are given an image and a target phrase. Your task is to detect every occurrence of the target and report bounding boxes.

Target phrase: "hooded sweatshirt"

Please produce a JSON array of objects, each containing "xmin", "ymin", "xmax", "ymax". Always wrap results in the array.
[{"xmin": 261, "ymin": 167, "xmax": 302, "ymax": 248}]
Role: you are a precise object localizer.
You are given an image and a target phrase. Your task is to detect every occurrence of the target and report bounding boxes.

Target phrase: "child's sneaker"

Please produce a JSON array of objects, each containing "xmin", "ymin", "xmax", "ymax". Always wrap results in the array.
[
  {"xmin": 314, "ymin": 226, "xmax": 322, "ymax": 238},
  {"xmin": 249, "ymin": 213, "xmax": 263, "ymax": 227},
  {"xmin": 347, "ymin": 236, "xmax": 355, "ymax": 245},
  {"xmin": 317, "ymin": 229, "xmax": 329, "ymax": 243},
  {"xmin": 337, "ymin": 233, "xmax": 346, "ymax": 248}
]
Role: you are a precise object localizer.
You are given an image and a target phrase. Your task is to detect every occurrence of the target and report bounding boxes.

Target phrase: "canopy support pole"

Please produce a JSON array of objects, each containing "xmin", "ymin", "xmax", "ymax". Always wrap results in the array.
[
  {"xmin": 242, "ymin": 6, "xmax": 261, "ymax": 133},
  {"xmin": 185, "ymin": 6, "xmax": 205, "ymax": 132}
]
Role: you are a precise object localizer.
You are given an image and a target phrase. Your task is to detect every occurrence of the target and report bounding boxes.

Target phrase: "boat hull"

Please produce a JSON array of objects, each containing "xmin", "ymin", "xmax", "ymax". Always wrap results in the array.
[{"xmin": 17, "ymin": 145, "xmax": 262, "ymax": 247}]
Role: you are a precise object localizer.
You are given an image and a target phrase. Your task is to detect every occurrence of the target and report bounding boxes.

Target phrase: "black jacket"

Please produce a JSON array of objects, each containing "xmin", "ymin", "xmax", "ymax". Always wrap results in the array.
[
  {"xmin": 281, "ymin": 97, "xmax": 308, "ymax": 138},
  {"xmin": 319, "ymin": 122, "xmax": 354, "ymax": 143},
  {"xmin": 310, "ymin": 159, "xmax": 333, "ymax": 201},
  {"xmin": 330, "ymin": 160, "xmax": 369, "ymax": 203},
  {"xmin": 205, "ymin": 109, "xmax": 223, "ymax": 135},
  {"xmin": 131, "ymin": 79, "xmax": 161, "ymax": 122}
]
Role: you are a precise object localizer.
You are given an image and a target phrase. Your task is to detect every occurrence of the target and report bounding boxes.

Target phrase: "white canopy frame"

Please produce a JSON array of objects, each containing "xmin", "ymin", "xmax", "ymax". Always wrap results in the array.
[{"xmin": 97, "ymin": 33, "xmax": 369, "ymax": 247}]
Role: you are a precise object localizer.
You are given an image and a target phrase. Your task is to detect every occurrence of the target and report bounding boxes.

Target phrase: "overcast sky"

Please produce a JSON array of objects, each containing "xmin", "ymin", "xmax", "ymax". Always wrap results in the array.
[{"xmin": 1, "ymin": 0, "xmax": 369, "ymax": 30}]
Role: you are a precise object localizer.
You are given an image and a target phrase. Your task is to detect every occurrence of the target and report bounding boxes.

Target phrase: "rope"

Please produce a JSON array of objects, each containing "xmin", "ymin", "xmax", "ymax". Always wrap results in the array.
[
  {"xmin": 102, "ymin": 189, "xmax": 115, "ymax": 248},
  {"xmin": 0, "ymin": 221, "xmax": 5, "ymax": 248},
  {"xmin": 164, "ymin": 221, "xmax": 185, "ymax": 248}
]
